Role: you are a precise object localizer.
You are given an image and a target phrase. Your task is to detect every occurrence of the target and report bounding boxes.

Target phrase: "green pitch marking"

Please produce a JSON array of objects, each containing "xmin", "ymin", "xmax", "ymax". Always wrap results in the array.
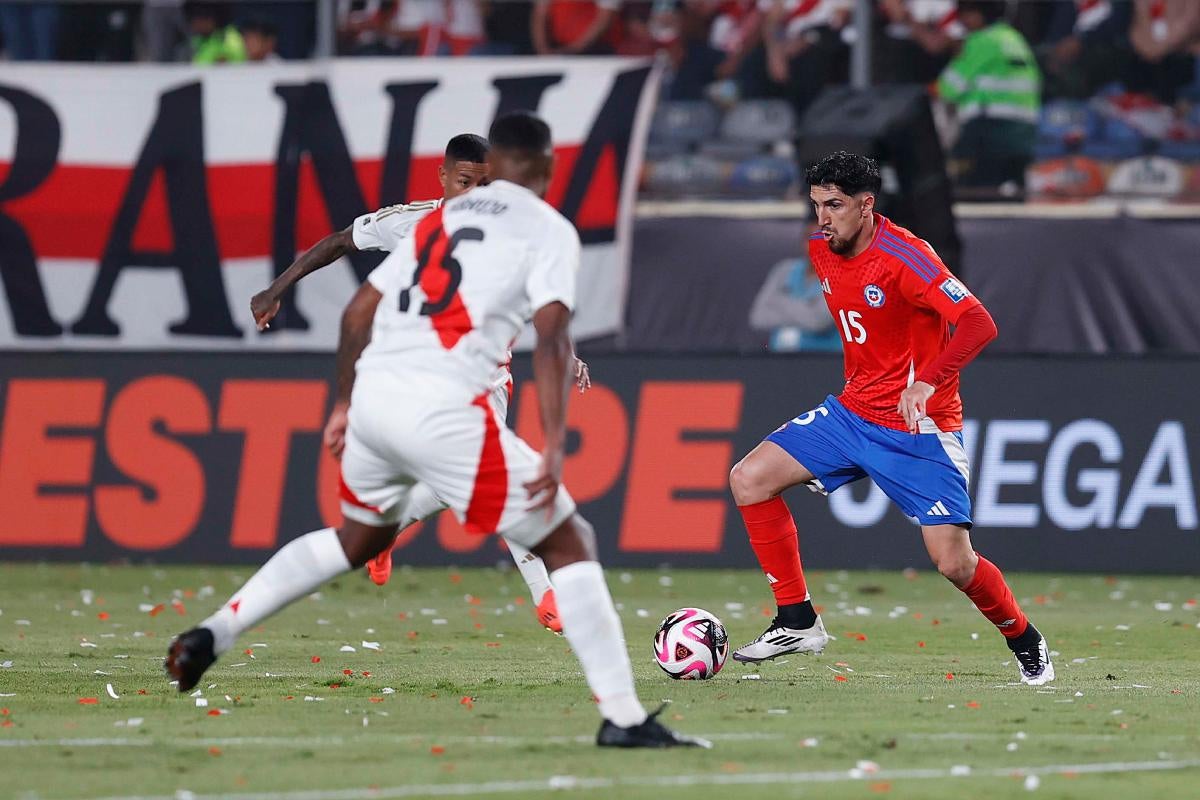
[{"xmin": 0, "ymin": 564, "xmax": 1196, "ymax": 799}]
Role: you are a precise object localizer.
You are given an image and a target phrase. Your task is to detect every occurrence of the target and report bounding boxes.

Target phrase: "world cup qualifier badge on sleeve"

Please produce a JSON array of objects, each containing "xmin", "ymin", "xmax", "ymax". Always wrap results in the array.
[{"xmin": 940, "ymin": 277, "xmax": 970, "ymax": 303}]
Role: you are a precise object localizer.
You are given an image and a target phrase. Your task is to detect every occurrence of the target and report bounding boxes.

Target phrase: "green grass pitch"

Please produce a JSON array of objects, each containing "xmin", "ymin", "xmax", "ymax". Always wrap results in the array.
[{"xmin": 1, "ymin": 563, "xmax": 1197, "ymax": 799}]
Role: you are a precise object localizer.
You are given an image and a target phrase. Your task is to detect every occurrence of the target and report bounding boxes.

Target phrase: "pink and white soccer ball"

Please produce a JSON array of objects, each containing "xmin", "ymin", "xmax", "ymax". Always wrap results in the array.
[{"xmin": 652, "ymin": 607, "xmax": 729, "ymax": 680}]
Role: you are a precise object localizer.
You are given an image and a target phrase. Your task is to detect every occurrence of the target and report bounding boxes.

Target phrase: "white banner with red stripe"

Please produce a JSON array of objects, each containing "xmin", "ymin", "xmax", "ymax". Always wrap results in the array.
[{"xmin": 0, "ymin": 57, "xmax": 658, "ymax": 349}]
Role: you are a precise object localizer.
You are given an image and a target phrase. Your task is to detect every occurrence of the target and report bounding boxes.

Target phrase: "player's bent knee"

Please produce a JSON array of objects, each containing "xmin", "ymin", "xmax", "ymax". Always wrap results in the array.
[
  {"xmin": 729, "ymin": 458, "xmax": 770, "ymax": 506},
  {"xmin": 934, "ymin": 553, "xmax": 977, "ymax": 588}
]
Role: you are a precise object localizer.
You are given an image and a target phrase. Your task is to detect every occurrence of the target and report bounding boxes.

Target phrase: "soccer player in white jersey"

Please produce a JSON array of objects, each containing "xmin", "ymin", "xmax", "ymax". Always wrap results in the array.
[
  {"xmin": 249, "ymin": 133, "xmax": 578, "ymax": 633},
  {"xmin": 167, "ymin": 112, "xmax": 704, "ymax": 749}
]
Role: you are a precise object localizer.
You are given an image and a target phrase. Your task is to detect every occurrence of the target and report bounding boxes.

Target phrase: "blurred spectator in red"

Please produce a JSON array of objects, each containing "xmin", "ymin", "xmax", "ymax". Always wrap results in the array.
[
  {"xmin": 651, "ymin": 1, "xmax": 728, "ymax": 99},
  {"xmin": 390, "ymin": 0, "xmax": 441, "ymax": 54},
  {"xmin": 1127, "ymin": 0, "xmax": 1200, "ymax": 103},
  {"xmin": 337, "ymin": 0, "xmax": 392, "ymax": 55},
  {"xmin": 762, "ymin": 0, "xmax": 851, "ymax": 117},
  {"xmin": 242, "ymin": 18, "xmax": 281, "ymax": 61},
  {"xmin": 615, "ymin": 1, "xmax": 658, "ymax": 55},
  {"xmin": 697, "ymin": 0, "xmax": 765, "ymax": 102},
  {"xmin": 1039, "ymin": 0, "xmax": 1131, "ymax": 99},
  {"xmin": 0, "ymin": 2, "xmax": 60, "ymax": 60},
  {"xmin": 391, "ymin": 0, "xmax": 485, "ymax": 55},
  {"xmin": 532, "ymin": 0, "xmax": 622, "ymax": 55},
  {"xmin": 875, "ymin": 0, "xmax": 963, "ymax": 85}
]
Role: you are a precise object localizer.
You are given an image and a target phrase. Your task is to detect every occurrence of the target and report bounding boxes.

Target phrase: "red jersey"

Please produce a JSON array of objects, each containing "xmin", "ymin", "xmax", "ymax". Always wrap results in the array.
[{"xmin": 807, "ymin": 214, "xmax": 980, "ymax": 432}]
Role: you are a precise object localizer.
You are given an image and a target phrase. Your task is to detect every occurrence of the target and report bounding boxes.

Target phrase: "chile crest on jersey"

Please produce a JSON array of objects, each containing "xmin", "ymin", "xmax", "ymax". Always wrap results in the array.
[{"xmin": 863, "ymin": 284, "xmax": 885, "ymax": 308}]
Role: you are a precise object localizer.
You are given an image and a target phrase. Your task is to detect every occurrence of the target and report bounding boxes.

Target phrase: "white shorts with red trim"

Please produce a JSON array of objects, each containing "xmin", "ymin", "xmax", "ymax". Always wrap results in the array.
[{"xmin": 339, "ymin": 371, "xmax": 574, "ymax": 549}]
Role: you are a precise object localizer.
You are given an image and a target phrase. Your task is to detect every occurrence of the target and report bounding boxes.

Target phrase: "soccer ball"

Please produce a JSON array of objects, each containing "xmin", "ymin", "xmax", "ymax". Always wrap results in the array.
[{"xmin": 652, "ymin": 607, "xmax": 729, "ymax": 680}]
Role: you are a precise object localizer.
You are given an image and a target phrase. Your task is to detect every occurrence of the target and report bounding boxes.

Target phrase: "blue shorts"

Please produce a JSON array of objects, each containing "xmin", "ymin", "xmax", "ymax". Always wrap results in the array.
[{"xmin": 764, "ymin": 395, "xmax": 973, "ymax": 527}]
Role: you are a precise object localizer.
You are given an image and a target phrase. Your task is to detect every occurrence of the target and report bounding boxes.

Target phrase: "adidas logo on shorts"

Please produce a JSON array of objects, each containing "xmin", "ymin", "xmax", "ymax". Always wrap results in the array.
[{"xmin": 927, "ymin": 501, "xmax": 952, "ymax": 517}]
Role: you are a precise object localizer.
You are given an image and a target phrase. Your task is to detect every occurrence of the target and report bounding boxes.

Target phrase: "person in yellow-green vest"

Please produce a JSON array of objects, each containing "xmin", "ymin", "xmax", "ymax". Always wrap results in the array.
[
  {"xmin": 937, "ymin": 1, "xmax": 1041, "ymax": 197},
  {"xmin": 186, "ymin": 2, "xmax": 246, "ymax": 64}
]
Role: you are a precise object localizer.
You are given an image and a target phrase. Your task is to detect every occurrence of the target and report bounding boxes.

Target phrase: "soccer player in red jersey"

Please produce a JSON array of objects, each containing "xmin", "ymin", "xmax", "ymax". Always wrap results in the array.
[{"xmin": 729, "ymin": 151, "xmax": 1053, "ymax": 685}]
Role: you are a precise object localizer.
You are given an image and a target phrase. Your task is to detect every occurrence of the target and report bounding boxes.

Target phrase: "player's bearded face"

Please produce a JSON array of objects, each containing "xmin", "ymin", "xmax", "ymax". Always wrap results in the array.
[
  {"xmin": 440, "ymin": 161, "xmax": 490, "ymax": 199},
  {"xmin": 811, "ymin": 186, "xmax": 871, "ymax": 255}
]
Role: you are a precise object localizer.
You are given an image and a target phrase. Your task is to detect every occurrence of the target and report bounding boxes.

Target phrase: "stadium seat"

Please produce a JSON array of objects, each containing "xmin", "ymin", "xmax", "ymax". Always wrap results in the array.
[
  {"xmin": 726, "ymin": 155, "xmax": 797, "ymax": 196},
  {"xmin": 641, "ymin": 154, "xmax": 729, "ymax": 197},
  {"xmin": 1158, "ymin": 140, "xmax": 1200, "ymax": 161},
  {"xmin": 719, "ymin": 99, "xmax": 796, "ymax": 145},
  {"xmin": 649, "ymin": 100, "xmax": 721, "ymax": 148},
  {"xmin": 1079, "ymin": 117, "xmax": 1143, "ymax": 160},
  {"xmin": 1038, "ymin": 100, "xmax": 1101, "ymax": 141},
  {"xmin": 697, "ymin": 139, "xmax": 765, "ymax": 160},
  {"xmin": 1034, "ymin": 139, "xmax": 1068, "ymax": 160}
]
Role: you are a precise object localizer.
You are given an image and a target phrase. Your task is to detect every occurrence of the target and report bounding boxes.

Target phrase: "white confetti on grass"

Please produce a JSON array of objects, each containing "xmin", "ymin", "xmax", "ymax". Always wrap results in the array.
[
  {"xmin": 1024, "ymin": 774, "xmax": 1041, "ymax": 791},
  {"xmin": 362, "ymin": 641, "xmax": 381, "ymax": 651},
  {"xmin": 340, "ymin": 645, "xmax": 356, "ymax": 653},
  {"xmin": 195, "ymin": 698, "xmax": 208, "ymax": 708},
  {"xmin": 106, "ymin": 684, "xmax": 120, "ymax": 700}
]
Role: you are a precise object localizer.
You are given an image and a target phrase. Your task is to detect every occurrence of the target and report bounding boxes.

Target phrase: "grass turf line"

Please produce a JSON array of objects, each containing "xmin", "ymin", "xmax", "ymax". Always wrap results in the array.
[{"xmin": 0, "ymin": 564, "xmax": 1197, "ymax": 799}]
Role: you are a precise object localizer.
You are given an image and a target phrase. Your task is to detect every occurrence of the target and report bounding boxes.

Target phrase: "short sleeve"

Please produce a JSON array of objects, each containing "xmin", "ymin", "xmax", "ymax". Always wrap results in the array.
[
  {"xmin": 526, "ymin": 218, "xmax": 580, "ymax": 314},
  {"xmin": 894, "ymin": 239, "xmax": 981, "ymax": 325},
  {"xmin": 351, "ymin": 203, "xmax": 436, "ymax": 252}
]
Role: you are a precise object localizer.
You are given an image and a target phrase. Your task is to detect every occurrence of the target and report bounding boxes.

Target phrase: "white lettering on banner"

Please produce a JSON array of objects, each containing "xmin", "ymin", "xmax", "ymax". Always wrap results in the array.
[
  {"xmin": 1117, "ymin": 421, "xmax": 1197, "ymax": 529},
  {"xmin": 974, "ymin": 420, "xmax": 1051, "ymax": 528},
  {"xmin": 1043, "ymin": 420, "xmax": 1123, "ymax": 530},
  {"xmin": 825, "ymin": 418, "xmax": 1197, "ymax": 532}
]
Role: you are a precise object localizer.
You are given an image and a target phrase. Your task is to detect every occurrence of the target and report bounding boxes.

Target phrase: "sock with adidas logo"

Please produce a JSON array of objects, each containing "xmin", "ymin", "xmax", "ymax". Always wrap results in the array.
[
  {"xmin": 962, "ymin": 554, "xmax": 1030, "ymax": 640},
  {"xmin": 739, "ymin": 497, "xmax": 812, "ymax": 618}
]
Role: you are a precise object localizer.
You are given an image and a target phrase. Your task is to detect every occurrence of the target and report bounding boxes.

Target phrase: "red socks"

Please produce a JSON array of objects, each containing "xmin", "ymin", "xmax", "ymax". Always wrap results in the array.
[
  {"xmin": 963, "ymin": 555, "xmax": 1029, "ymax": 639},
  {"xmin": 739, "ymin": 497, "xmax": 808, "ymax": 605}
]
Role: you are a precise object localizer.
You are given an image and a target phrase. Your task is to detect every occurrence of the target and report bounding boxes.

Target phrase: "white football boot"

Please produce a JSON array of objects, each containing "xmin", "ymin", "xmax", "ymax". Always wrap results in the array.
[
  {"xmin": 1013, "ymin": 633, "xmax": 1055, "ymax": 686},
  {"xmin": 732, "ymin": 615, "xmax": 829, "ymax": 664}
]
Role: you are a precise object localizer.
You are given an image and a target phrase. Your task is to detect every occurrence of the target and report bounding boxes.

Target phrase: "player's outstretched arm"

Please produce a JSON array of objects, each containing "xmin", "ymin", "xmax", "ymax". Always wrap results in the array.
[
  {"xmin": 325, "ymin": 282, "xmax": 382, "ymax": 458},
  {"xmin": 250, "ymin": 226, "xmax": 358, "ymax": 331},
  {"xmin": 525, "ymin": 301, "xmax": 574, "ymax": 513}
]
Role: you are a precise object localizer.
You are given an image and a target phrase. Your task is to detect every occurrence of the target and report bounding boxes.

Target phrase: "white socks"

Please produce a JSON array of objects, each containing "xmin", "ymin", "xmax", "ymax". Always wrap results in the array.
[
  {"xmin": 508, "ymin": 541, "xmax": 553, "ymax": 603},
  {"xmin": 201, "ymin": 528, "xmax": 351, "ymax": 655},
  {"xmin": 550, "ymin": 561, "xmax": 647, "ymax": 728}
]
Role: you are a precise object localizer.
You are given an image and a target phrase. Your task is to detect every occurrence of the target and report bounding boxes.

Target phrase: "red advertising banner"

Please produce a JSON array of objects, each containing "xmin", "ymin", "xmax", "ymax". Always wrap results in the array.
[{"xmin": 2, "ymin": 353, "xmax": 1197, "ymax": 573}]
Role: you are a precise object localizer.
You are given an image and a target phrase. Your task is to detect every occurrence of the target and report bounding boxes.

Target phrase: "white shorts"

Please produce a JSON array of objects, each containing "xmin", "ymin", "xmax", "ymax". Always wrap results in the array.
[{"xmin": 339, "ymin": 371, "xmax": 574, "ymax": 549}]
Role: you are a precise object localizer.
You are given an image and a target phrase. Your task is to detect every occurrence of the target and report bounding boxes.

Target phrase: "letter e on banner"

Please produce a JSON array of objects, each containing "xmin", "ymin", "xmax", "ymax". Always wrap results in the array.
[
  {"xmin": 0, "ymin": 380, "xmax": 104, "ymax": 545},
  {"xmin": 619, "ymin": 381, "xmax": 743, "ymax": 552}
]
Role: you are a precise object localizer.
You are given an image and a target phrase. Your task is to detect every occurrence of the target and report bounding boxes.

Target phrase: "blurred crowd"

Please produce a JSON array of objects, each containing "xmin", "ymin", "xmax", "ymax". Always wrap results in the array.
[{"xmin": 4, "ymin": 1, "xmax": 1200, "ymax": 199}]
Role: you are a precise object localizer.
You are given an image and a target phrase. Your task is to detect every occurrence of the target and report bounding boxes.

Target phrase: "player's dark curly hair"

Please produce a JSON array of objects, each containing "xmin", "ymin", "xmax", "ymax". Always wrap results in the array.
[
  {"xmin": 805, "ymin": 151, "xmax": 882, "ymax": 196},
  {"xmin": 445, "ymin": 133, "xmax": 490, "ymax": 164}
]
